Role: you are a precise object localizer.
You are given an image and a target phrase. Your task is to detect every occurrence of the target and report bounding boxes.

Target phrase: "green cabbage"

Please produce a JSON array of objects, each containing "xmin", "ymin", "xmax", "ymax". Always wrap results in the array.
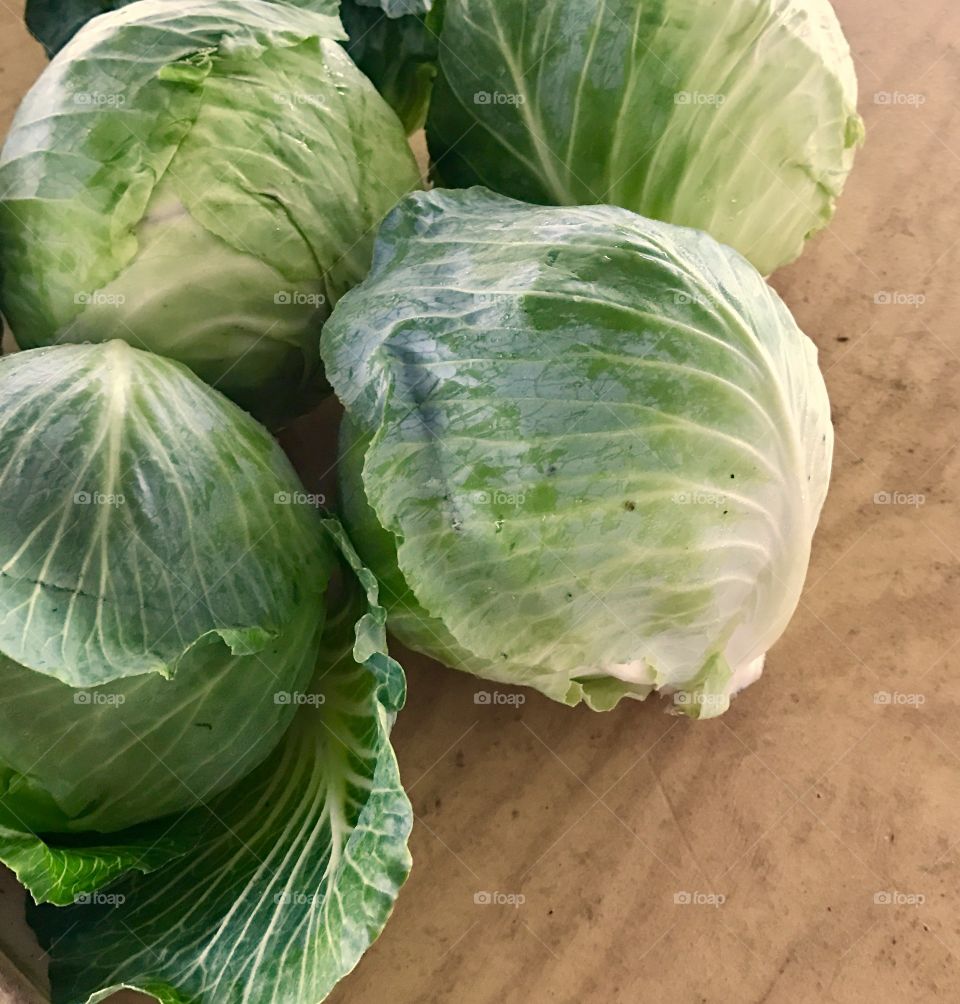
[
  {"xmin": 0, "ymin": 344, "xmax": 412, "ymax": 1003},
  {"xmin": 0, "ymin": 341, "xmax": 331, "ymax": 832},
  {"xmin": 322, "ymin": 188, "xmax": 834, "ymax": 718},
  {"xmin": 1, "ymin": 0, "xmax": 420, "ymax": 426},
  {"xmin": 426, "ymin": 0, "xmax": 864, "ymax": 275}
]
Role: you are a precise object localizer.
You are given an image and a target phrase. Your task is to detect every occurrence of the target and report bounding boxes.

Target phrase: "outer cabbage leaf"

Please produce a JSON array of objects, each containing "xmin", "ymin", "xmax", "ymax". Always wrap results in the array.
[
  {"xmin": 24, "ymin": 0, "xmax": 341, "ymax": 58},
  {"xmin": 426, "ymin": 0, "xmax": 864, "ymax": 275},
  {"xmin": 26, "ymin": 520, "xmax": 412, "ymax": 1004},
  {"xmin": 0, "ymin": 822, "xmax": 200, "ymax": 907},
  {"xmin": 2, "ymin": 0, "xmax": 420, "ymax": 426},
  {"xmin": 322, "ymin": 188, "xmax": 834, "ymax": 718},
  {"xmin": 0, "ymin": 342, "xmax": 331, "ymax": 831}
]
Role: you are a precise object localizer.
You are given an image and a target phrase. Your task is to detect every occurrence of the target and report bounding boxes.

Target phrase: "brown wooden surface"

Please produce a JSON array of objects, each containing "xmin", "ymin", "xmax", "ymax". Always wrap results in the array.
[{"xmin": 2, "ymin": 2, "xmax": 959, "ymax": 1002}]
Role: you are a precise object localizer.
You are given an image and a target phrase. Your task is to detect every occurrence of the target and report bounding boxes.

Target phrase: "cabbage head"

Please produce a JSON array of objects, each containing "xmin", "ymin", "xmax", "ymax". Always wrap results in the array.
[
  {"xmin": 0, "ymin": 340, "xmax": 331, "ymax": 832},
  {"xmin": 0, "ymin": 342, "xmax": 413, "ymax": 1004},
  {"xmin": 323, "ymin": 188, "xmax": 834, "ymax": 718},
  {"xmin": 426, "ymin": 0, "xmax": 864, "ymax": 275},
  {"xmin": 0, "ymin": 0, "xmax": 420, "ymax": 426}
]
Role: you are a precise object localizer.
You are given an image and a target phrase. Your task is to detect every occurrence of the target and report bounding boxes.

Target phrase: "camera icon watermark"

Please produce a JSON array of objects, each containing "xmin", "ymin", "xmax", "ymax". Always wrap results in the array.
[
  {"xmin": 873, "ymin": 690, "xmax": 925, "ymax": 707},
  {"xmin": 874, "ymin": 890, "xmax": 925, "ymax": 906},
  {"xmin": 674, "ymin": 91, "xmax": 726, "ymax": 107},
  {"xmin": 671, "ymin": 491, "xmax": 726, "ymax": 508},
  {"xmin": 474, "ymin": 890, "xmax": 525, "ymax": 908},
  {"xmin": 273, "ymin": 92, "xmax": 325, "ymax": 108},
  {"xmin": 74, "ymin": 291, "xmax": 126, "ymax": 307},
  {"xmin": 274, "ymin": 691, "xmax": 325, "ymax": 707},
  {"xmin": 74, "ymin": 891, "xmax": 126, "ymax": 905},
  {"xmin": 74, "ymin": 491, "xmax": 126, "ymax": 507},
  {"xmin": 674, "ymin": 290, "xmax": 719, "ymax": 308},
  {"xmin": 473, "ymin": 91, "xmax": 526, "ymax": 106},
  {"xmin": 474, "ymin": 690, "xmax": 526, "ymax": 707},
  {"xmin": 273, "ymin": 491, "xmax": 326, "ymax": 507},
  {"xmin": 275, "ymin": 890, "xmax": 322, "ymax": 905},
  {"xmin": 73, "ymin": 690, "xmax": 126, "ymax": 707},
  {"xmin": 470, "ymin": 488, "xmax": 526, "ymax": 509},
  {"xmin": 73, "ymin": 91, "xmax": 126, "ymax": 108},
  {"xmin": 873, "ymin": 491, "xmax": 925, "ymax": 508},
  {"xmin": 873, "ymin": 91, "xmax": 926, "ymax": 107},
  {"xmin": 673, "ymin": 691, "xmax": 727, "ymax": 713},
  {"xmin": 673, "ymin": 890, "xmax": 726, "ymax": 907},
  {"xmin": 274, "ymin": 290, "xmax": 326, "ymax": 307},
  {"xmin": 874, "ymin": 290, "xmax": 926, "ymax": 307}
]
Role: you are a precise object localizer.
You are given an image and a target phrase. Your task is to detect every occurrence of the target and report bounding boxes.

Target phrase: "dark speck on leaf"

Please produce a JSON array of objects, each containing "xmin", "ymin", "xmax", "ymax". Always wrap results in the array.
[
  {"xmin": 623, "ymin": 500, "xmax": 636, "ymax": 511},
  {"xmin": 546, "ymin": 464, "xmax": 558, "ymax": 475},
  {"xmin": 500, "ymin": 652, "xmax": 509, "ymax": 660},
  {"xmin": 722, "ymin": 510, "xmax": 728, "ymax": 515},
  {"xmin": 729, "ymin": 474, "xmax": 735, "ymax": 479},
  {"xmin": 194, "ymin": 722, "xmax": 213, "ymax": 730}
]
